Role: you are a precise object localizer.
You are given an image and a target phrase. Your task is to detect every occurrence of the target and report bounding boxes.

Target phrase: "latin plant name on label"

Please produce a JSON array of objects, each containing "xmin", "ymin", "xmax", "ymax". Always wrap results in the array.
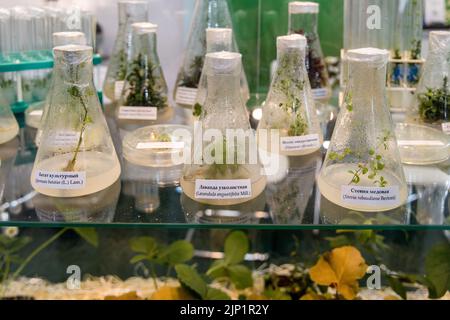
[
  {"xmin": 194, "ymin": 179, "xmax": 252, "ymax": 200},
  {"xmin": 397, "ymin": 140, "xmax": 445, "ymax": 147},
  {"xmin": 280, "ymin": 134, "xmax": 320, "ymax": 151},
  {"xmin": 30, "ymin": 110, "xmax": 43, "ymax": 116},
  {"xmin": 442, "ymin": 122, "xmax": 450, "ymax": 135},
  {"xmin": 49, "ymin": 131, "xmax": 81, "ymax": 147},
  {"xmin": 118, "ymin": 106, "xmax": 157, "ymax": 120},
  {"xmin": 35, "ymin": 171, "xmax": 86, "ymax": 190},
  {"xmin": 311, "ymin": 88, "xmax": 330, "ymax": 100},
  {"xmin": 175, "ymin": 87, "xmax": 197, "ymax": 106},
  {"xmin": 114, "ymin": 81, "xmax": 125, "ymax": 100},
  {"xmin": 341, "ymin": 185, "xmax": 400, "ymax": 206},
  {"xmin": 136, "ymin": 141, "xmax": 184, "ymax": 149}
]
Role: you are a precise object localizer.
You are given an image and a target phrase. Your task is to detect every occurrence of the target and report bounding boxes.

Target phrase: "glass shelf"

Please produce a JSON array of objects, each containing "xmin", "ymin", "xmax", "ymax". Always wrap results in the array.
[{"xmin": 0, "ymin": 124, "xmax": 449, "ymax": 230}]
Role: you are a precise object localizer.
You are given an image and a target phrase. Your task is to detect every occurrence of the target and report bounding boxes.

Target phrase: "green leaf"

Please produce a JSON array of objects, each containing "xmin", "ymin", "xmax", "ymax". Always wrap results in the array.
[
  {"xmin": 228, "ymin": 264, "xmax": 254, "ymax": 290},
  {"xmin": 224, "ymin": 231, "xmax": 249, "ymax": 265},
  {"xmin": 206, "ymin": 288, "xmax": 231, "ymax": 300},
  {"xmin": 130, "ymin": 254, "xmax": 149, "ymax": 264},
  {"xmin": 73, "ymin": 228, "xmax": 98, "ymax": 247},
  {"xmin": 425, "ymin": 243, "xmax": 450, "ymax": 299},
  {"xmin": 388, "ymin": 276, "xmax": 407, "ymax": 300},
  {"xmin": 325, "ymin": 235, "xmax": 352, "ymax": 248},
  {"xmin": 159, "ymin": 240, "xmax": 194, "ymax": 266},
  {"xmin": 175, "ymin": 264, "xmax": 208, "ymax": 299},
  {"xmin": 129, "ymin": 237, "xmax": 157, "ymax": 255},
  {"xmin": 207, "ymin": 260, "xmax": 228, "ymax": 279}
]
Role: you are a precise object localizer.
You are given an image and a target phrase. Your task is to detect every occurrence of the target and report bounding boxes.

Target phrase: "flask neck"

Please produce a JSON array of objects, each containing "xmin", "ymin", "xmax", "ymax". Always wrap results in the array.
[
  {"xmin": 53, "ymin": 52, "xmax": 94, "ymax": 86},
  {"xmin": 276, "ymin": 47, "xmax": 307, "ymax": 74},
  {"xmin": 130, "ymin": 32, "xmax": 159, "ymax": 63},
  {"xmin": 207, "ymin": 40, "xmax": 232, "ymax": 53},
  {"xmin": 288, "ymin": 13, "xmax": 318, "ymax": 37},
  {"xmin": 201, "ymin": 0, "xmax": 232, "ymax": 27},
  {"xmin": 205, "ymin": 72, "xmax": 242, "ymax": 107}
]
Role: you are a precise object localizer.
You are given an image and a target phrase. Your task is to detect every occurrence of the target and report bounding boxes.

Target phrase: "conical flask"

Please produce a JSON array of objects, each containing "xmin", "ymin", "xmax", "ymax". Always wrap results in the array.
[
  {"xmin": 174, "ymin": 0, "xmax": 238, "ymax": 109},
  {"xmin": 317, "ymin": 48, "xmax": 407, "ymax": 212},
  {"xmin": 31, "ymin": 45, "xmax": 121, "ymax": 198},
  {"xmin": 29, "ymin": 31, "xmax": 87, "ymax": 136},
  {"xmin": 193, "ymin": 27, "xmax": 250, "ymax": 119},
  {"xmin": 257, "ymin": 34, "xmax": 323, "ymax": 156},
  {"xmin": 407, "ymin": 31, "xmax": 450, "ymax": 133},
  {"xmin": 288, "ymin": 2, "xmax": 331, "ymax": 104},
  {"xmin": 180, "ymin": 52, "xmax": 266, "ymax": 206},
  {"xmin": 0, "ymin": 92, "xmax": 19, "ymax": 145},
  {"xmin": 103, "ymin": 1, "xmax": 148, "ymax": 102},
  {"xmin": 116, "ymin": 22, "xmax": 172, "ymax": 135}
]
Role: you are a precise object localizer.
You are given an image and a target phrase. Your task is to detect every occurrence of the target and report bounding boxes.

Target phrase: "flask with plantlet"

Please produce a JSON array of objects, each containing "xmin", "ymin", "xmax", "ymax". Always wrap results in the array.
[
  {"xmin": 0, "ymin": 92, "xmax": 18, "ymax": 145},
  {"xmin": 193, "ymin": 27, "xmax": 250, "ymax": 120},
  {"xmin": 31, "ymin": 45, "xmax": 121, "ymax": 197},
  {"xmin": 103, "ymin": 0, "xmax": 148, "ymax": 102},
  {"xmin": 317, "ymin": 48, "xmax": 407, "ymax": 212},
  {"xmin": 181, "ymin": 52, "xmax": 266, "ymax": 206},
  {"xmin": 116, "ymin": 22, "xmax": 172, "ymax": 135},
  {"xmin": 257, "ymin": 34, "xmax": 322, "ymax": 156}
]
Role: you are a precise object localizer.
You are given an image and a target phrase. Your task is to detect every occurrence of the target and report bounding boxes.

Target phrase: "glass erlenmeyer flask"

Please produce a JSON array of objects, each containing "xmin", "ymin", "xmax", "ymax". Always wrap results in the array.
[
  {"xmin": 317, "ymin": 48, "xmax": 407, "ymax": 212},
  {"xmin": 180, "ymin": 52, "xmax": 266, "ymax": 206},
  {"xmin": 173, "ymin": 0, "xmax": 236, "ymax": 109},
  {"xmin": 27, "ymin": 31, "xmax": 87, "ymax": 131},
  {"xmin": 257, "ymin": 34, "xmax": 322, "ymax": 156},
  {"xmin": 103, "ymin": 1, "xmax": 148, "ymax": 102},
  {"xmin": 407, "ymin": 31, "xmax": 450, "ymax": 133},
  {"xmin": 116, "ymin": 22, "xmax": 172, "ymax": 135},
  {"xmin": 288, "ymin": 2, "xmax": 331, "ymax": 105},
  {"xmin": 193, "ymin": 27, "xmax": 250, "ymax": 119},
  {"xmin": 0, "ymin": 92, "xmax": 19, "ymax": 145},
  {"xmin": 31, "ymin": 45, "xmax": 121, "ymax": 197}
]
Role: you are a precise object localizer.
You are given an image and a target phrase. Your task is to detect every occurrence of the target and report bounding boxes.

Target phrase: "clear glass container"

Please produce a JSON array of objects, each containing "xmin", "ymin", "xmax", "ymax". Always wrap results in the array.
[
  {"xmin": 318, "ymin": 48, "xmax": 407, "ymax": 212},
  {"xmin": 407, "ymin": 31, "xmax": 450, "ymax": 132},
  {"xmin": 116, "ymin": 22, "xmax": 172, "ymax": 135},
  {"xmin": 103, "ymin": 1, "xmax": 148, "ymax": 102},
  {"xmin": 180, "ymin": 52, "xmax": 266, "ymax": 206},
  {"xmin": 0, "ymin": 92, "xmax": 19, "ymax": 145},
  {"xmin": 193, "ymin": 28, "xmax": 250, "ymax": 119},
  {"xmin": 173, "ymin": 0, "xmax": 235, "ymax": 109},
  {"xmin": 257, "ymin": 34, "xmax": 322, "ymax": 156},
  {"xmin": 288, "ymin": 2, "xmax": 330, "ymax": 104},
  {"xmin": 31, "ymin": 32, "xmax": 87, "ymax": 137},
  {"xmin": 31, "ymin": 45, "xmax": 121, "ymax": 197}
]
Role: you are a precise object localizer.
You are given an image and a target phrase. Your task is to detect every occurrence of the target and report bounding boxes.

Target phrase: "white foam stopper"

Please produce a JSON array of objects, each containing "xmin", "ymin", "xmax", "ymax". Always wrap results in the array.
[
  {"xmin": 347, "ymin": 47, "xmax": 389, "ymax": 64},
  {"xmin": 277, "ymin": 34, "xmax": 307, "ymax": 50},
  {"xmin": 289, "ymin": 1, "xmax": 319, "ymax": 14},
  {"xmin": 53, "ymin": 32, "xmax": 87, "ymax": 47},
  {"xmin": 132, "ymin": 22, "xmax": 158, "ymax": 34},
  {"xmin": 206, "ymin": 51, "xmax": 242, "ymax": 74}
]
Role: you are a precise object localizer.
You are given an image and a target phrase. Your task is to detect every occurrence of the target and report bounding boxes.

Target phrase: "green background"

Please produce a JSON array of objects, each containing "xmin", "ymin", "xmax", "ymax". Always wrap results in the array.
[{"xmin": 228, "ymin": 0, "xmax": 344, "ymax": 102}]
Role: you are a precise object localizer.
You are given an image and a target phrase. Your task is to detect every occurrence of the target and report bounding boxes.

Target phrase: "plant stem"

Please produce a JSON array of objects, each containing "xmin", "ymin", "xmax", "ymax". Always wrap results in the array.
[
  {"xmin": 12, "ymin": 228, "xmax": 68, "ymax": 280},
  {"xmin": 150, "ymin": 263, "xmax": 158, "ymax": 290},
  {"xmin": 65, "ymin": 96, "xmax": 89, "ymax": 172}
]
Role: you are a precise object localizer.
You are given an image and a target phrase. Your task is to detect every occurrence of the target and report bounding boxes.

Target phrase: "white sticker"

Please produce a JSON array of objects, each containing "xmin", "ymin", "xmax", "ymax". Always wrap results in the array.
[
  {"xmin": 280, "ymin": 134, "xmax": 320, "ymax": 151},
  {"xmin": 114, "ymin": 81, "xmax": 125, "ymax": 100},
  {"xmin": 35, "ymin": 171, "xmax": 86, "ymax": 190},
  {"xmin": 341, "ymin": 185, "xmax": 400, "ymax": 207},
  {"xmin": 397, "ymin": 140, "xmax": 445, "ymax": 147},
  {"xmin": 175, "ymin": 86, "xmax": 198, "ymax": 106},
  {"xmin": 118, "ymin": 106, "xmax": 157, "ymax": 120},
  {"xmin": 441, "ymin": 122, "xmax": 450, "ymax": 134},
  {"xmin": 137, "ymin": 141, "xmax": 185, "ymax": 149},
  {"xmin": 30, "ymin": 110, "xmax": 43, "ymax": 116},
  {"xmin": 312, "ymin": 88, "xmax": 330, "ymax": 100},
  {"xmin": 194, "ymin": 179, "xmax": 252, "ymax": 200},
  {"xmin": 49, "ymin": 131, "xmax": 80, "ymax": 147}
]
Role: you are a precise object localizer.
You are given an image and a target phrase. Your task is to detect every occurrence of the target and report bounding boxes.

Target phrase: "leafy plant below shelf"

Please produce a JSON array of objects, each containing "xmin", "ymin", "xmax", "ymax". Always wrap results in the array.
[
  {"xmin": 206, "ymin": 231, "xmax": 253, "ymax": 290},
  {"xmin": 129, "ymin": 236, "xmax": 194, "ymax": 289},
  {"xmin": 418, "ymin": 76, "xmax": 450, "ymax": 123},
  {"xmin": 123, "ymin": 53, "xmax": 167, "ymax": 109}
]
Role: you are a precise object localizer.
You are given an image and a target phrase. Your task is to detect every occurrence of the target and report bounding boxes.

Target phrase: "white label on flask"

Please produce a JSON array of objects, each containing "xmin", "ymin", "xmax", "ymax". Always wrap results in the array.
[
  {"xmin": 312, "ymin": 88, "xmax": 330, "ymax": 100},
  {"xmin": 114, "ymin": 81, "xmax": 125, "ymax": 100},
  {"xmin": 49, "ymin": 131, "xmax": 80, "ymax": 147},
  {"xmin": 280, "ymin": 134, "xmax": 320, "ymax": 151},
  {"xmin": 441, "ymin": 122, "xmax": 450, "ymax": 134},
  {"xmin": 175, "ymin": 86, "xmax": 197, "ymax": 106},
  {"xmin": 136, "ymin": 141, "xmax": 185, "ymax": 149},
  {"xmin": 34, "ymin": 171, "xmax": 86, "ymax": 190},
  {"xmin": 118, "ymin": 106, "xmax": 157, "ymax": 120},
  {"xmin": 341, "ymin": 185, "xmax": 400, "ymax": 207},
  {"xmin": 194, "ymin": 179, "xmax": 252, "ymax": 200},
  {"xmin": 397, "ymin": 140, "xmax": 445, "ymax": 147},
  {"xmin": 30, "ymin": 110, "xmax": 43, "ymax": 116}
]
